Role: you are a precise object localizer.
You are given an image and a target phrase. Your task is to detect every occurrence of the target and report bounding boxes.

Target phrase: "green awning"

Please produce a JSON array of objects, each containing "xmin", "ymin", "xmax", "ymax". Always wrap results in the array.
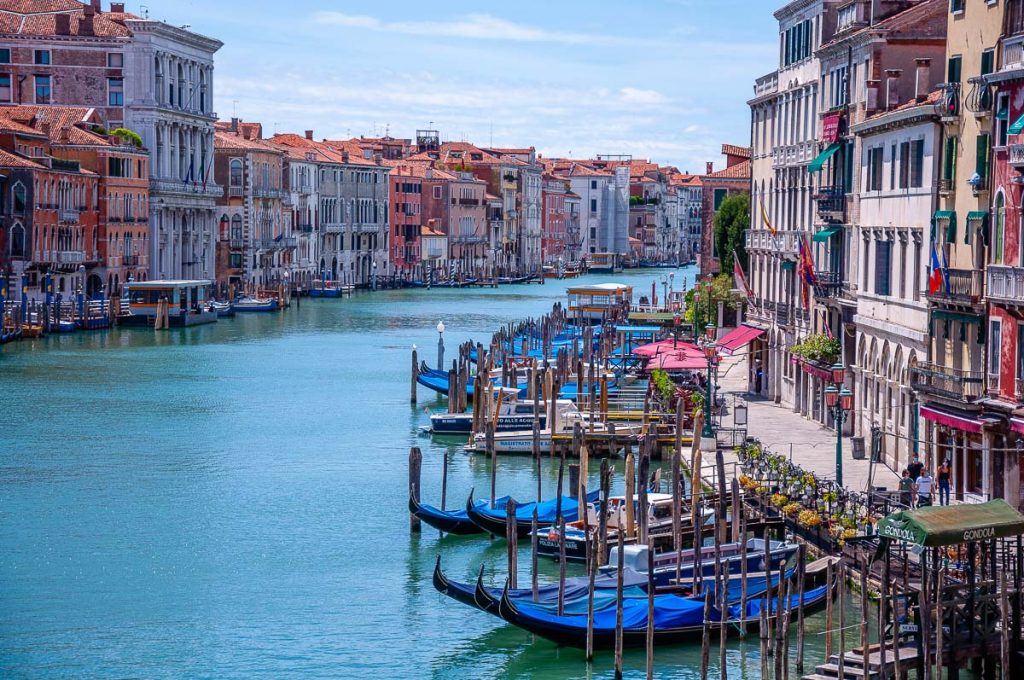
[
  {"xmin": 812, "ymin": 225, "xmax": 844, "ymax": 242},
  {"xmin": 934, "ymin": 210, "xmax": 957, "ymax": 242},
  {"xmin": 931, "ymin": 309, "xmax": 982, "ymax": 324},
  {"xmin": 808, "ymin": 142, "xmax": 842, "ymax": 173},
  {"xmin": 966, "ymin": 210, "xmax": 989, "ymax": 244},
  {"xmin": 877, "ymin": 499, "xmax": 1024, "ymax": 547},
  {"xmin": 781, "ymin": 261, "xmax": 796, "ymax": 271},
  {"xmin": 1009, "ymin": 113, "xmax": 1024, "ymax": 135}
]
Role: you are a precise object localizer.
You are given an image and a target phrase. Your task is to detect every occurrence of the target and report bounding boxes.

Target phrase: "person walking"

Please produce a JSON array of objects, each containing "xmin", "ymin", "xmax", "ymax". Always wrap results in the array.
[
  {"xmin": 937, "ymin": 460, "xmax": 951, "ymax": 506},
  {"xmin": 915, "ymin": 469, "xmax": 934, "ymax": 507},
  {"xmin": 898, "ymin": 469, "xmax": 915, "ymax": 508},
  {"xmin": 907, "ymin": 455, "xmax": 924, "ymax": 482}
]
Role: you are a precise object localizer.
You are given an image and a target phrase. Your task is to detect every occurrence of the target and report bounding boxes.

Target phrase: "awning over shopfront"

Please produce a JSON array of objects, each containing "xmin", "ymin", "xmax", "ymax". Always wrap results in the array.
[
  {"xmin": 965, "ymin": 210, "xmax": 989, "ymax": 245},
  {"xmin": 1011, "ymin": 417, "xmax": 1024, "ymax": 435},
  {"xmin": 877, "ymin": 499, "xmax": 1024, "ymax": 547},
  {"xmin": 808, "ymin": 143, "xmax": 842, "ymax": 173},
  {"xmin": 781, "ymin": 261, "xmax": 796, "ymax": 271},
  {"xmin": 920, "ymin": 404, "xmax": 983, "ymax": 433},
  {"xmin": 717, "ymin": 324, "xmax": 766, "ymax": 355},
  {"xmin": 812, "ymin": 225, "xmax": 844, "ymax": 243},
  {"xmin": 1009, "ymin": 113, "xmax": 1024, "ymax": 135}
]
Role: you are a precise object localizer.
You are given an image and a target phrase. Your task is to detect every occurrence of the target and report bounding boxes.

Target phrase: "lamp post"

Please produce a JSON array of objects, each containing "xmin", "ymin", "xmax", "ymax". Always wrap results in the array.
[
  {"xmin": 437, "ymin": 320, "xmax": 446, "ymax": 369},
  {"xmin": 824, "ymin": 362, "xmax": 854, "ymax": 488},
  {"xmin": 699, "ymin": 325, "xmax": 718, "ymax": 452},
  {"xmin": 661, "ymin": 275, "xmax": 668, "ymax": 311}
]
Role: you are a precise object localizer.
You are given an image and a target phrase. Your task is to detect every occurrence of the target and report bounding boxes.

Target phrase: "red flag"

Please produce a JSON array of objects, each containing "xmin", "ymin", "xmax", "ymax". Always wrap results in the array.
[{"xmin": 733, "ymin": 252, "xmax": 753, "ymax": 300}]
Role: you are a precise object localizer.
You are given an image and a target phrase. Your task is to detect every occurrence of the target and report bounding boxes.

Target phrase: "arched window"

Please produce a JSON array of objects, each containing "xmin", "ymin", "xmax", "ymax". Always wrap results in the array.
[
  {"xmin": 176, "ymin": 62, "xmax": 184, "ymax": 109},
  {"xmin": 994, "ymin": 191, "xmax": 1006, "ymax": 265},
  {"xmin": 229, "ymin": 159, "xmax": 242, "ymax": 187},
  {"xmin": 12, "ymin": 181, "xmax": 26, "ymax": 213},
  {"xmin": 198, "ymin": 69, "xmax": 207, "ymax": 113},
  {"xmin": 9, "ymin": 222, "xmax": 25, "ymax": 257},
  {"xmin": 231, "ymin": 215, "xmax": 242, "ymax": 240}
]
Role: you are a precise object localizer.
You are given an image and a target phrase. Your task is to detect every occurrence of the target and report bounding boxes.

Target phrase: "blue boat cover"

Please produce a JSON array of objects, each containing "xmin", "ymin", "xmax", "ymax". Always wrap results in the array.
[{"xmin": 475, "ymin": 491, "xmax": 599, "ymax": 523}]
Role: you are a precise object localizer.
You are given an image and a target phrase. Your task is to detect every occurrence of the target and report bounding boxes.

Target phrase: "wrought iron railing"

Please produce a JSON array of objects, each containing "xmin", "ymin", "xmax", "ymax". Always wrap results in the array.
[
  {"xmin": 911, "ymin": 362, "xmax": 984, "ymax": 402},
  {"xmin": 927, "ymin": 268, "xmax": 984, "ymax": 304}
]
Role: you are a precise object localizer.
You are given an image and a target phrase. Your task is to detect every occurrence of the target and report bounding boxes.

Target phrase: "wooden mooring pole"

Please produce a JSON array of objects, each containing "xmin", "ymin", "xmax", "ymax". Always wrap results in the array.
[{"xmin": 408, "ymin": 447, "xmax": 422, "ymax": 533}]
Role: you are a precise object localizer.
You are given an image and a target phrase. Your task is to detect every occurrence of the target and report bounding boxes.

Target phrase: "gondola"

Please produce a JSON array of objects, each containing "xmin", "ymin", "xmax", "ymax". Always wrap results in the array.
[
  {"xmin": 415, "ymin": 363, "xmax": 528, "ymax": 398},
  {"xmin": 465, "ymin": 489, "xmax": 600, "ymax": 538},
  {"xmin": 409, "ymin": 494, "xmax": 495, "ymax": 535},
  {"xmin": 496, "ymin": 571, "xmax": 834, "ymax": 649}
]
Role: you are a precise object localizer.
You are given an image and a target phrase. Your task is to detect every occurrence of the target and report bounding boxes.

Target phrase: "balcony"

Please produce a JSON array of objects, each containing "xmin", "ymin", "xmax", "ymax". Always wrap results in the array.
[
  {"xmin": 965, "ymin": 76, "xmax": 992, "ymax": 115},
  {"xmin": 926, "ymin": 268, "xmax": 984, "ymax": 305},
  {"xmin": 228, "ymin": 186, "xmax": 244, "ymax": 198},
  {"xmin": 745, "ymin": 230, "xmax": 800, "ymax": 254},
  {"xmin": 450, "ymin": 234, "xmax": 485, "ymax": 244},
  {"xmin": 814, "ymin": 187, "xmax": 845, "ymax": 216},
  {"xmin": 55, "ymin": 250, "xmax": 85, "ymax": 264},
  {"xmin": 938, "ymin": 82, "xmax": 961, "ymax": 122},
  {"xmin": 322, "ymin": 224, "xmax": 345, "ymax": 234},
  {"xmin": 253, "ymin": 186, "xmax": 283, "ymax": 199},
  {"xmin": 753, "ymin": 71, "xmax": 778, "ymax": 98},
  {"xmin": 986, "ymin": 265, "xmax": 1024, "ymax": 307},
  {"xmin": 298, "ymin": 224, "xmax": 314, "ymax": 233},
  {"xmin": 771, "ymin": 141, "xmax": 817, "ymax": 168},
  {"xmin": 228, "ymin": 239, "xmax": 245, "ymax": 250},
  {"xmin": 939, "ymin": 178, "xmax": 955, "ymax": 194},
  {"xmin": 814, "ymin": 271, "xmax": 843, "ymax": 298},
  {"xmin": 123, "ymin": 255, "xmax": 142, "ymax": 266},
  {"xmin": 1010, "ymin": 144, "xmax": 1024, "ymax": 167},
  {"xmin": 60, "ymin": 209, "xmax": 80, "ymax": 223},
  {"xmin": 911, "ymin": 362, "xmax": 984, "ymax": 403}
]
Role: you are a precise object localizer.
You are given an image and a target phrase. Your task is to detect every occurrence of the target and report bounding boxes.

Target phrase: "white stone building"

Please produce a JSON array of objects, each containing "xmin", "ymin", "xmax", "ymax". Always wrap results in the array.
[{"xmin": 123, "ymin": 19, "xmax": 223, "ymax": 281}]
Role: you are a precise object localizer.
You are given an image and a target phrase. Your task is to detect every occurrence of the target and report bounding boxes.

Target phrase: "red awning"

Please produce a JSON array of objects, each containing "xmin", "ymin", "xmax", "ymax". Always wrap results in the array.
[
  {"xmin": 633, "ymin": 339, "xmax": 701, "ymax": 358},
  {"xmin": 1011, "ymin": 417, "xmax": 1024, "ymax": 435},
  {"xmin": 920, "ymin": 405, "xmax": 983, "ymax": 434},
  {"xmin": 646, "ymin": 351, "xmax": 707, "ymax": 371},
  {"xmin": 718, "ymin": 325, "xmax": 766, "ymax": 355}
]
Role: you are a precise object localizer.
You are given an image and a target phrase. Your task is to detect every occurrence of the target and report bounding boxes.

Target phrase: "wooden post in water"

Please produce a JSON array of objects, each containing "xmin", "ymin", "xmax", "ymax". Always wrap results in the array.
[
  {"xmin": 614, "ymin": 524, "xmax": 625, "ymax": 680},
  {"xmin": 638, "ymin": 442, "xmax": 650, "ymax": 544},
  {"xmin": 586, "ymin": 524, "xmax": 596, "ymax": 662},
  {"xmin": 825, "ymin": 558, "xmax": 834, "ymax": 659},
  {"xmin": 796, "ymin": 544, "xmax": 807, "ymax": 673},
  {"xmin": 440, "ymin": 451, "xmax": 448, "ymax": 512},
  {"xmin": 715, "ymin": 448, "xmax": 728, "ymax": 545},
  {"xmin": 672, "ymin": 399, "xmax": 684, "ymax": 586},
  {"xmin": 717, "ymin": 520, "xmax": 727, "ymax": 680},
  {"xmin": 646, "ymin": 537, "xmax": 655, "ymax": 680},
  {"xmin": 692, "ymin": 500, "xmax": 703, "ymax": 596},
  {"xmin": 447, "ymin": 367, "xmax": 456, "ymax": 414},
  {"xmin": 488, "ymin": 420, "xmax": 497, "ymax": 509},
  {"xmin": 700, "ymin": 589, "xmax": 712, "ymax": 679},
  {"xmin": 531, "ymin": 508, "xmax": 539, "ymax": 602},
  {"xmin": 730, "ymin": 478, "xmax": 740, "ymax": 543},
  {"xmin": 506, "ymin": 499, "xmax": 518, "ymax": 589},
  {"xmin": 598, "ymin": 458, "xmax": 610, "ymax": 568},
  {"xmin": 763, "ymin": 527, "xmax": 773, "ymax": 656},
  {"xmin": 408, "ymin": 447, "xmax": 422, "ymax": 532},
  {"xmin": 600, "ymin": 373, "xmax": 609, "ymax": 423},
  {"xmin": 625, "ymin": 451, "xmax": 636, "ymax": 539},
  {"xmin": 838, "ymin": 562, "xmax": 847, "ymax": 680},
  {"xmin": 411, "ymin": 348, "xmax": 418, "ymax": 404},
  {"xmin": 860, "ymin": 560, "xmax": 869, "ymax": 656},
  {"xmin": 739, "ymin": 512, "xmax": 748, "ymax": 639}
]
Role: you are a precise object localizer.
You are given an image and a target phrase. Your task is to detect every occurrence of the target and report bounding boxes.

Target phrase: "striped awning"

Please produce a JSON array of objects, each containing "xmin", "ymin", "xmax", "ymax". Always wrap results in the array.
[{"xmin": 920, "ymin": 405, "xmax": 983, "ymax": 434}]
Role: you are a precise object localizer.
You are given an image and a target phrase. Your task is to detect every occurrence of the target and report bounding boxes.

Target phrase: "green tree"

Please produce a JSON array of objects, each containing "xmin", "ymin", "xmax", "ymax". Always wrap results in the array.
[
  {"xmin": 683, "ymin": 274, "xmax": 739, "ymax": 335},
  {"xmin": 714, "ymin": 191, "xmax": 751, "ymax": 274}
]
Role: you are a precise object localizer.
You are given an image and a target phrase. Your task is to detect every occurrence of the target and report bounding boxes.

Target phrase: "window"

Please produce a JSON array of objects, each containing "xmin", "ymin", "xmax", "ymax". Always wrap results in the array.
[
  {"xmin": 0, "ymin": 73, "xmax": 10, "ymax": 102},
  {"xmin": 994, "ymin": 192, "xmax": 1006, "ymax": 264},
  {"xmin": 230, "ymin": 215, "xmax": 242, "ymax": 239},
  {"xmin": 947, "ymin": 55, "xmax": 962, "ymax": 85},
  {"xmin": 996, "ymin": 93, "xmax": 1010, "ymax": 147},
  {"xmin": 34, "ymin": 75, "xmax": 50, "ymax": 103},
  {"xmin": 12, "ymin": 182, "xmax": 26, "ymax": 213},
  {"xmin": 108, "ymin": 53, "xmax": 123, "ymax": 68},
  {"xmin": 890, "ymin": 143, "xmax": 898, "ymax": 189},
  {"xmin": 591, "ymin": 198, "xmax": 598, "ymax": 212},
  {"xmin": 0, "ymin": 48, "xmax": 9, "ymax": 64},
  {"xmin": 876, "ymin": 240, "xmax": 892, "ymax": 296},
  {"xmin": 910, "ymin": 140, "xmax": 924, "ymax": 188},
  {"xmin": 867, "ymin": 147, "xmax": 884, "ymax": 191},
  {"xmin": 951, "ymin": 0, "xmax": 965, "ymax": 14},
  {"xmin": 591, "ymin": 180, "xmax": 598, "ymax": 190},
  {"xmin": 229, "ymin": 159, "xmax": 243, "ymax": 187},
  {"xmin": 107, "ymin": 78, "xmax": 123, "ymax": 106},
  {"xmin": 990, "ymin": 320, "xmax": 1002, "ymax": 380},
  {"xmin": 34, "ymin": 50, "xmax": 50, "ymax": 65},
  {"xmin": 898, "ymin": 141, "xmax": 910, "ymax": 189},
  {"xmin": 942, "ymin": 137, "xmax": 957, "ymax": 183},
  {"xmin": 977, "ymin": 134, "xmax": 991, "ymax": 185},
  {"xmin": 9, "ymin": 223, "xmax": 24, "ymax": 257}
]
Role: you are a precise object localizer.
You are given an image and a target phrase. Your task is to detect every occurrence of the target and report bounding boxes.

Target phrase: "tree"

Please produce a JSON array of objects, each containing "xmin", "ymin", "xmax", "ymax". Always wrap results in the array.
[
  {"xmin": 683, "ymin": 273, "xmax": 739, "ymax": 334},
  {"xmin": 713, "ymin": 191, "xmax": 751, "ymax": 274}
]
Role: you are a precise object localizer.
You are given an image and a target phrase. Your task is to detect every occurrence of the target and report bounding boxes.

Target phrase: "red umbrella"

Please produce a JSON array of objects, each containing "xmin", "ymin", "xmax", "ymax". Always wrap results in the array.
[{"xmin": 633, "ymin": 339, "xmax": 701, "ymax": 358}]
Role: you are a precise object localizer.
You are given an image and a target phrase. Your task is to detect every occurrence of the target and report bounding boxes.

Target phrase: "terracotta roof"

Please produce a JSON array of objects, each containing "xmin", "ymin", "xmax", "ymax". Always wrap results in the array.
[
  {"xmin": 3, "ymin": 105, "xmax": 93, "ymax": 131},
  {"xmin": 721, "ymin": 144, "xmax": 751, "ymax": 159},
  {"xmin": 0, "ymin": 147, "xmax": 45, "ymax": 169},
  {"xmin": 215, "ymin": 129, "xmax": 283, "ymax": 155},
  {"xmin": 863, "ymin": 89, "xmax": 943, "ymax": 123},
  {"xmin": 820, "ymin": 0, "xmax": 946, "ymax": 50},
  {"xmin": 421, "ymin": 225, "xmax": 446, "ymax": 237},
  {"xmin": 322, "ymin": 139, "xmax": 389, "ymax": 166},
  {"xmin": 705, "ymin": 158, "xmax": 751, "ymax": 180},
  {"xmin": 267, "ymin": 133, "xmax": 347, "ymax": 164},
  {"xmin": 0, "ymin": 113, "xmax": 47, "ymax": 137},
  {"xmin": 485, "ymin": 193, "xmax": 501, "ymax": 201},
  {"xmin": 0, "ymin": 1, "xmax": 137, "ymax": 38}
]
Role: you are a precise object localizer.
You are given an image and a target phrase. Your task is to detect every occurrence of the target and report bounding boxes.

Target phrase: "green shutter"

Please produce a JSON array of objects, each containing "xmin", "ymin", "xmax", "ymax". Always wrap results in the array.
[
  {"xmin": 781, "ymin": 261, "xmax": 796, "ymax": 271},
  {"xmin": 977, "ymin": 134, "xmax": 990, "ymax": 181},
  {"xmin": 844, "ymin": 140, "xmax": 854, "ymax": 192},
  {"xmin": 943, "ymin": 137, "xmax": 957, "ymax": 181},
  {"xmin": 947, "ymin": 55, "xmax": 962, "ymax": 84},
  {"xmin": 981, "ymin": 50, "xmax": 995, "ymax": 77}
]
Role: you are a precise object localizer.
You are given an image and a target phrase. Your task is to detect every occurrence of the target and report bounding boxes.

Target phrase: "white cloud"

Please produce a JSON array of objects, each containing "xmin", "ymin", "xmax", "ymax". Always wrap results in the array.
[
  {"xmin": 312, "ymin": 12, "xmax": 623, "ymax": 46},
  {"xmin": 619, "ymin": 88, "xmax": 669, "ymax": 106}
]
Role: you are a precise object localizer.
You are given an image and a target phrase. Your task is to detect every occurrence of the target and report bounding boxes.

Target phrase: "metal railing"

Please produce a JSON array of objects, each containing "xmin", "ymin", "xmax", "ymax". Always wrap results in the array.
[
  {"xmin": 60, "ymin": 209, "xmax": 79, "ymax": 223},
  {"xmin": 814, "ymin": 187, "xmax": 845, "ymax": 214},
  {"xmin": 938, "ymin": 82, "xmax": 961, "ymax": 120},
  {"xmin": 1010, "ymin": 144, "xmax": 1024, "ymax": 166},
  {"xmin": 814, "ymin": 271, "xmax": 843, "ymax": 297},
  {"xmin": 745, "ymin": 230, "xmax": 800, "ymax": 254},
  {"xmin": 926, "ymin": 268, "xmax": 984, "ymax": 304},
  {"xmin": 911, "ymin": 362, "xmax": 984, "ymax": 402},
  {"xmin": 965, "ymin": 76, "xmax": 992, "ymax": 114}
]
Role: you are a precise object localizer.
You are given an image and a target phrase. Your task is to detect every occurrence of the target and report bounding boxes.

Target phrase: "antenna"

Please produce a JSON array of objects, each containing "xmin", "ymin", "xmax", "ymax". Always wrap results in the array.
[
  {"xmin": 140, "ymin": 4, "xmax": 149, "ymax": 18},
  {"xmin": 232, "ymin": 100, "xmax": 238, "ymax": 117}
]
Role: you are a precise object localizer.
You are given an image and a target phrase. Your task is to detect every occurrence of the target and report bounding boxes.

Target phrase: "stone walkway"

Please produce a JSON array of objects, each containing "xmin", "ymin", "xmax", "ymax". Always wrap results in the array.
[{"xmin": 709, "ymin": 352, "xmax": 900, "ymax": 494}]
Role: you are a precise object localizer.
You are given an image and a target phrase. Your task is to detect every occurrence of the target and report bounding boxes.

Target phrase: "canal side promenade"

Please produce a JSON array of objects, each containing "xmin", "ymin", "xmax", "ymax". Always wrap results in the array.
[{"xmin": 715, "ymin": 351, "xmax": 900, "ymax": 494}]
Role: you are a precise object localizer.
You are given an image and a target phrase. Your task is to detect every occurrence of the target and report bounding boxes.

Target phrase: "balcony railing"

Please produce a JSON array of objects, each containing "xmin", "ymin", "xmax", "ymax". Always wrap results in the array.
[
  {"xmin": 228, "ymin": 239, "xmax": 245, "ymax": 249},
  {"xmin": 814, "ymin": 187, "xmax": 845, "ymax": 215},
  {"xmin": 123, "ymin": 255, "xmax": 142, "ymax": 266},
  {"xmin": 228, "ymin": 186, "xmax": 244, "ymax": 198},
  {"xmin": 814, "ymin": 271, "xmax": 843, "ymax": 298},
  {"xmin": 926, "ymin": 268, "xmax": 984, "ymax": 304},
  {"xmin": 938, "ymin": 82, "xmax": 961, "ymax": 121},
  {"xmin": 965, "ymin": 76, "xmax": 992, "ymax": 114},
  {"xmin": 322, "ymin": 224, "xmax": 345, "ymax": 234},
  {"xmin": 911, "ymin": 362, "xmax": 984, "ymax": 403},
  {"xmin": 1010, "ymin": 144, "xmax": 1024, "ymax": 167},
  {"xmin": 55, "ymin": 250, "xmax": 85, "ymax": 264},
  {"xmin": 745, "ymin": 230, "xmax": 800, "ymax": 254},
  {"xmin": 986, "ymin": 265, "xmax": 1024, "ymax": 305},
  {"xmin": 60, "ymin": 209, "xmax": 80, "ymax": 223},
  {"xmin": 253, "ymin": 187, "xmax": 284, "ymax": 199}
]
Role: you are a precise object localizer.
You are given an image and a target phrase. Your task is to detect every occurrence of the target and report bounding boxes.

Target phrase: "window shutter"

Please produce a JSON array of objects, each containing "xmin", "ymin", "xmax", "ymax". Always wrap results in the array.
[
  {"xmin": 976, "ymin": 133, "xmax": 990, "ymax": 181},
  {"xmin": 947, "ymin": 56, "xmax": 962, "ymax": 84}
]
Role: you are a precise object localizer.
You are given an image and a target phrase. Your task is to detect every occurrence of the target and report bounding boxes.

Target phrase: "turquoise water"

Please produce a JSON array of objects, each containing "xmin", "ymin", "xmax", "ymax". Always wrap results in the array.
[{"xmin": 0, "ymin": 266, "xmax": 854, "ymax": 679}]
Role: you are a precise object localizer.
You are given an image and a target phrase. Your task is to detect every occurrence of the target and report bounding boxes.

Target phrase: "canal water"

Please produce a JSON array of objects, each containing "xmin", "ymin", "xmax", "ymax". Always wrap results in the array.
[{"xmin": 1, "ymin": 266, "xmax": 860, "ymax": 679}]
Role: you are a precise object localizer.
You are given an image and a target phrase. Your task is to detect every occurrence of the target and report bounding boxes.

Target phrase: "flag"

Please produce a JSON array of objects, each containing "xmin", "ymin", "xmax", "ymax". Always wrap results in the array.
[
  {"xmin": 940, "ymin": 245, "xmax": 951, "ymax": 294},
  {"xmin": 182, "ymin": 156, "xmax": 194, "ymax": 189},
  {"xmin": 797, "ymin": 233, "xmax": 818, "ymax": 287},
  {"xmin": 760, "ymin": 197, "xmax": 777, "ymax": 236},
  {"xmin": 733, "ymin": 251, "xmax": 753, "ymax": 300},
  {"xmin": 928, "ymin": 244, "xmax": 944, "ymax": 295},
  {"xmin": 821, "ymin": 310, "xmax": 833, "ymax": 340}
]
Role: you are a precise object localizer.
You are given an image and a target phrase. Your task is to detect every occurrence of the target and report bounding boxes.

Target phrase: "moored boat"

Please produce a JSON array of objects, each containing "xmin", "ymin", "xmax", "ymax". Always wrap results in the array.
[
  {"xmin": 210, "ymin": 301, "xmax": 235, "ymax": 317},
  {"xmin": 233, "ymin": 297, "xmax": 279, "ymax": 312},
  {"xmin": 465, "ymin": 488, "xmax": 601, "ymax": 537}
]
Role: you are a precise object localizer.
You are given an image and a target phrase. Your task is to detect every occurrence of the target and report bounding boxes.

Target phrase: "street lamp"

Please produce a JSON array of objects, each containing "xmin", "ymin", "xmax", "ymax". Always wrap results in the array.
[
  {"xmin": 437, "ymin": 320, "xmax": 446, "ymax": 369},
  {"xmin": 661, "ymin": 275, "xmax": 668, "ymax": 311},
  {"xmin": 824, "ymin": 363, "xmax": 854, "ymax": 487},
  {"xmin": 699, "ymin": 326, "xmax": 718, "ymax": 452}
]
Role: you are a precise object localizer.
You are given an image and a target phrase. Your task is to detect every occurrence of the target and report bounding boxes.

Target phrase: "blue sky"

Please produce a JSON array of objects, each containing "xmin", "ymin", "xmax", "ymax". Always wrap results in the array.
[{"xmin": 139, "ymin": 0, "xmax": 778, "ymax": 173}]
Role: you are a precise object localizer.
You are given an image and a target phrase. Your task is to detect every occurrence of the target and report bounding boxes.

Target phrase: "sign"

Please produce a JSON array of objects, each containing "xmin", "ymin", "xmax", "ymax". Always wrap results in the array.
[
  {"xmin": 822, "ymin": 114, "xmax": 841, "ymax": 143},
  {"xmin": 899, "ymin": 624, "xmax": 919, "ymax": 634}
]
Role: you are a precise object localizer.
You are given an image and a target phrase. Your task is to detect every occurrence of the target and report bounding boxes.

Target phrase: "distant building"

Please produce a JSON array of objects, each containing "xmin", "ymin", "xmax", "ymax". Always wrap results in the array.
[{"xmin": 699, "ymin": 144, "xmax": 750, "ymax": 275}]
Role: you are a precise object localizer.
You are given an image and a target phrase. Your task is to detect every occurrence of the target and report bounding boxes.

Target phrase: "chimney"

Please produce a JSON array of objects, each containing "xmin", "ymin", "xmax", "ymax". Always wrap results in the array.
[
  {"xmin": 865, "ymin": 79, "xmax": 881, "ymax": 113},
  {"xmin": 40, "ymin": 122, "xmax": 51, "ymax": 138},
  {"xmin": 304, "ymin": 130, "xmax": 314, "ymax": 141},
  {"xmin": 230, "ymin": 117, "xmax": 239, "ymax": 133},
  {"xmin": 373, "ymin": 153, "xmax": 383, "ymax": 165},
  {"xmin": 82, "ymin": 5, "xmax": 96, "ymax": 35},
  {"xmin": 59, "ymin": 126, "xmax": 71, "ymax": 144},
  {"xmin": 55, "ymin": 14, "xmax": 71, "ymax": 35},
  {"xmin": 915, "ymin": 58, "xmax": 931, "ymax": 102},
  {"xmin": 705, "ymin": 162, "xmax": 714, "ymax": 175},
  {"xmin": 90, "ymin": 0, "xmax": 101, "ymax": 10},
  {"xmin": 111, "ymin": 2, "xmax": 125, "ymax": 11},
  {"xmin": 885, "ymin": 69, "xmax": 902, "ymax": 110},
  {"xmin": 342, "ymin": 150, "xmax": 349, "ymax": 163}
]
